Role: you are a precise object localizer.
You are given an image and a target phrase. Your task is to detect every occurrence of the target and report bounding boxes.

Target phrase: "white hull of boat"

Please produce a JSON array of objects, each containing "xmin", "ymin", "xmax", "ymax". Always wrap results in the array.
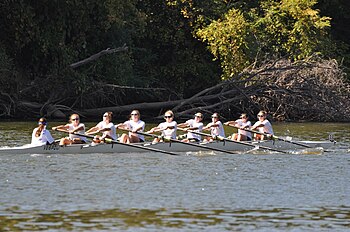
[{"xmin": 0, "ymin": 139, "xmax": 336, "ymax": 155}]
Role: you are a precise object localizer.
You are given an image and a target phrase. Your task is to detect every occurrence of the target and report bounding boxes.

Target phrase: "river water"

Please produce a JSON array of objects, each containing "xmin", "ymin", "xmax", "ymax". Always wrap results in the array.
[{"xmin": 0, "ymin": 122, "xmax": 349, "ymax": 231}]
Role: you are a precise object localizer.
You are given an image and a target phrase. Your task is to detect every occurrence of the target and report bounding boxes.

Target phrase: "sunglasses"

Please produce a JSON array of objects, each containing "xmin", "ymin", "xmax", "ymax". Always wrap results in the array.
[
  {"xmin": 240, "ymin": 116, "xmax": 246, "ymax": 119},
  {"xmin": 72, "ymin": 118, "xmax": 79, "ymax": 121},
  {"xmin": 257, "ymin": 115, "xmax": 264, "ymax": 117},
  {"xmin": 164, "ymin": 115, "xmax": 172, "ymax": 118},
  {"xmin": 131, "ymin": 113, "xmax": 139, "ymax": 116}
]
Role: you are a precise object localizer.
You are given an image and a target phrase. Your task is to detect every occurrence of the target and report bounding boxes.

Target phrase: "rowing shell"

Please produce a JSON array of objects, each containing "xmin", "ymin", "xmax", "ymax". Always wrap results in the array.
[{"xmin": 0, "ymin": 139, "xmax": 336, "ymax": 155}]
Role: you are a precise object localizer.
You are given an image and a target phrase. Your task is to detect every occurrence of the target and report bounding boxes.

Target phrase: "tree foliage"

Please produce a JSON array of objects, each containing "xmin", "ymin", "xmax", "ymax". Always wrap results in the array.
[
  {"xmin": 133, "ymin": 0, "xmax": 221, "ymax": 97},
  {"xmin": 317, "ymin": 0, "xmax": 350, "ymax": 73},
  {"xmin": 0, "ymin": 0, "xmax": 348, "ymax": 119},
  {"xmin": 197, "ymin": 9, "xmax": 252, "ymax": 79},
  {"xmin": 0, "ymin": 1, "xmax": 143, "ymax": 99},
  {"xmin": 194, "ymin": 0, "xmax": 333, "ymax": 79}
]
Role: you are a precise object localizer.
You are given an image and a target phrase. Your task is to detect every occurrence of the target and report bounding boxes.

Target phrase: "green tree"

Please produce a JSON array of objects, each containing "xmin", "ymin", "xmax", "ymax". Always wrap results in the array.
[
  {"xmin": 0, "ymin": 0, "xmax": 144, "ymax": 104},
  {"xmin": 317, "ymin": 0, "xmax": 350, "ymax": 74},
  {"xmin": 193, "ymin": 0, "xmax": 333, "ymax": 79},
  {"xmin": 196, "ymin": 8, "xmax": 253, "ymax": 79},
  {"xmin": 133, "ymin": 0, "xmax": 221, "ymax": 97},
  {"xmin": 256, "ymin": 0, "xmax": 331, "ymax": 60}
]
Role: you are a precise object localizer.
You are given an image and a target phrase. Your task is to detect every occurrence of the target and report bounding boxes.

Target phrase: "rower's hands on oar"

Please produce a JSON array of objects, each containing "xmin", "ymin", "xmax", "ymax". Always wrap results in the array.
[
  {"xmin": 145, "ymin": 128, "xmax": 156, "ymax": 134},
  {"xmin": 85, "ymin": 130, "xmax": 99, "ymax": 135},
  {"xmin": 213, "ymin": 135, "xmax": 225, "ymax": 141},
  {"xmin": 52, "ymin": 127, "xmax": 68, "ymax": 133},
  {"xmin": 115, "ymin": 124, "xmax": 125, "ymax": 130},
  {"xmin": 224, "ymin": 122, "xmax": 235, "ymax": 126},
  {"xmin": 224, "ymin": 122, "xmax": 239, "ymax": 129}
]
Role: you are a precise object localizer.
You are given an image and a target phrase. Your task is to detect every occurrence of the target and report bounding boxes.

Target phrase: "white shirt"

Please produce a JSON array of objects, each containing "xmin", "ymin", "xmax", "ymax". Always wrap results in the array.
[
  {"xmin": 206, "ymin": 121, "xmax": 225, "ymax": 137},
  {"xmin": 158, "ymin": 121, "xmax": 177, "ymax": 139},
  {"xmin": 31, "ymin": 127, "xmax": 55, "ymax": 145},
  {"xmin": 186, "ymin": 119, "xmax": 203, "ymax": 141},
  {"xmin": 68, "ymin": 123, "xmax": 87, "ymax": 142},
  {"xmin": 96, "ymin": 121, "xmax": 117, "ymax": 140},
  {"xmin": 252, "ymin": 119, "xmax": 274, "ymax": 135},
  {"xmin": 235, "ymin": 119, "xmax": 252, "ymax": 139},
  {"xmin": 124, "ymin": 120, "xmax": 145, "ymax": 141}
]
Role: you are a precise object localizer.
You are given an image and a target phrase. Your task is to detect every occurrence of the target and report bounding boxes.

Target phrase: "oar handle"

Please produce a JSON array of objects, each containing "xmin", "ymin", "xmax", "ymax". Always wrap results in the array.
[
  {"xmin": 180, "ymin": 127, "xmax": 288, "ymax": 153},
  {"xmin": 230, "ymin": 125, "xmax": 312, "ymax": 148},
  {"xmin": 53, "ymin": 127, "xmax": 70, "ymax": 133},
  {"xmin": 56, "ymin": 129, "xmax": 179, "ymax": 156},
  {"xmin": 225, "ymin": 124, "xmax": 275, "ymax": 139},
  {"xmin": 227, "ymin": 125, "xmax": 272, "ymax": 137},
  {"xmin": 177, "ymin": 127, "xmax": 223, "ymax": 141},
  {"xmin": 117, "ymin": 127, "xmax": 161, "ymax": 139},
  {"xmin": 119, "ymin": 127, "xmax": 240, "ymax": 154},
  {"xmin": 84, "ymin": 132, "xmax": 179, "ymax": 156}
]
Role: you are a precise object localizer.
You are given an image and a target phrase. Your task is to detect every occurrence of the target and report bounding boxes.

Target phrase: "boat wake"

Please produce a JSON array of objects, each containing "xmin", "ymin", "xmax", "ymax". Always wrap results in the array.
[
  {"xmin": 289, "ymin": 147, "xmax": 324, "ymax": 155},
  {"xmin": 186, "ymin": 150, "xmax": 217, "ymax": 156}
]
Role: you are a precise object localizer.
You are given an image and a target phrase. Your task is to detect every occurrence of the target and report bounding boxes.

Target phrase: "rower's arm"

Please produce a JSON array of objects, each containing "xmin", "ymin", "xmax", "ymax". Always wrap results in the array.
[
  {"xmin": 52, "ymin": 125, "xmax": 69, "ymax": 131},
  {"xmin": 147, "ymin": 126, "xmax": 160, "ymax": 133},
  {"xmin": 132, "ymin": 126, "xmax": 143, "ymax": 132},
  {"xmin": 224, "ymin": 121, "xmax": 237, "ymax": 127},
  {"xmin": 86, "ymin": 126, "xmax": 99, "ymax": 135},
  {"xmin": 115, "ymin": 123, "xmax": 127, "ymax": 129},
  {"xmin": 203, "ymin": 123, "xmax": 212, "ymax": 131},
  {"xmin": 251, "ymin": 123, "xmax": 263, "ymax": 130},
  {"xmin": 177, "ymin": 123, "xmax": 189, "ymax": 128},
  {"xmin": 71, "ymin": 125, "xmax": 84, "ymax": 133}
]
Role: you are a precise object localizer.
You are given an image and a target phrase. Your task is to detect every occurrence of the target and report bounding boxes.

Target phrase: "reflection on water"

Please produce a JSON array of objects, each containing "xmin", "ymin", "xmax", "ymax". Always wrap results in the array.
[
  {"xmin": 0, "ymin": 122, "xmax": 350, "ymax": 231},
  {"xmin": 1, "ymin": 207, "xmax": 350, "ymax": 231}
]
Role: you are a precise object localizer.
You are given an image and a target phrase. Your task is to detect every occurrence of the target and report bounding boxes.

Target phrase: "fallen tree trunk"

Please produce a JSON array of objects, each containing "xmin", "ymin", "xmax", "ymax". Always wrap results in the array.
[{"xmin": 10, "ymin": 57, "xmax": 350, "ymax": 122}]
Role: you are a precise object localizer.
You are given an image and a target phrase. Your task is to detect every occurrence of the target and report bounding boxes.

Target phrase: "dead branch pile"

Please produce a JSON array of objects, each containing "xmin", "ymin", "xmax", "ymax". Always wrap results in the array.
[{"xmin": 171, "ymin": 57, "xmax": 350, "ymax": 122}]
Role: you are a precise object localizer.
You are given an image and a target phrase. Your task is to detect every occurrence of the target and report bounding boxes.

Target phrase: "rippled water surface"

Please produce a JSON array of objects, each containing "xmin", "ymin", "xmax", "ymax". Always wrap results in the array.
[{"xmin": 0, "ymin": 122, "xmax": 349, "ymax": 231}]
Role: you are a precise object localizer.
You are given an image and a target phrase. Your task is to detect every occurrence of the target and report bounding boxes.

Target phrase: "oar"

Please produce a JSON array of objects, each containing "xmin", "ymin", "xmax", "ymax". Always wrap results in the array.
[
  {"xmin": 53, "ymin": 128, "xmax": 179, "ymax": 156},
  {"xmin": 236, "ymin": 127, "xmax": 313, "ymax": 148},
  {"xmin": 177, "ymin": 127, "xmax": 288, "ymax": 154},
  {"xmin": 118, "ymin": 128, "xmax": 240, "ymax": 155}
]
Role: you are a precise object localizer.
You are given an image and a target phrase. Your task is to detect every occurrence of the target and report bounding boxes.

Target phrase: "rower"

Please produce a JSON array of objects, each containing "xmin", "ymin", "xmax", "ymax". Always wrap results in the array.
[
  {"xmin": 146, "ymin": 110, "xmax": 177, "ymax": 143},
  {"xmin": 251, "ymin": 110, "xmax": 274, "ymax": 140},
  {"xmin": 224, "ymin": 113, "xmax": 252, "ymax": 141},
  {"xmin": 177, "ymin": 112, "xmax": 204, "ymax": 142},
  {"xmin": 202, "ymin": 113, "xmax": 225, "ymax": 142},
  {"xmin": 52, "ymin": 114, "xmax": 87, "ymax": 146},
  {"xmin": 86, "ymin": 112, "xmax": 117, "ymax": 144},
  {"xmin": 115, "ymin": 110, "xmax": 145, "ymax": 144},
  {"xmin": 31, "ymin": 117, "xmax": 55, "ymax": 146}
]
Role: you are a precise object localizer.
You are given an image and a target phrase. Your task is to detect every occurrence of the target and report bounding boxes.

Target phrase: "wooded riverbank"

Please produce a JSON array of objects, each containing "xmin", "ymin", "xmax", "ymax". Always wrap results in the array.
[
  {"xmin": 0, "ymin": 1, "xmax": 349, "ymax": 122},
  {"xmin": 5, "ymin": 57, "xmax": 350, "ymax": 122}
]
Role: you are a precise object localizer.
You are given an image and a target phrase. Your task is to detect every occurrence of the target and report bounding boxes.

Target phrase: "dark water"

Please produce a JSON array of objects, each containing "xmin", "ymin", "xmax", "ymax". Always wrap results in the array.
[{"xmin": 0, "ymin": 122, "xmax": 349, "ymax": 231}]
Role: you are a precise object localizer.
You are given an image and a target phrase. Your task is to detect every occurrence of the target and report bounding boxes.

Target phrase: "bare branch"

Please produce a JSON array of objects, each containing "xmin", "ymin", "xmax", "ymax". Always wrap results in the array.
[
  {"xmin": 94, "ymin": 81, "xmax": 167, "ymax": 91},
  {"xmin": 70, "ymin": 45, "xmax": 128, "ymax": 68}
]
